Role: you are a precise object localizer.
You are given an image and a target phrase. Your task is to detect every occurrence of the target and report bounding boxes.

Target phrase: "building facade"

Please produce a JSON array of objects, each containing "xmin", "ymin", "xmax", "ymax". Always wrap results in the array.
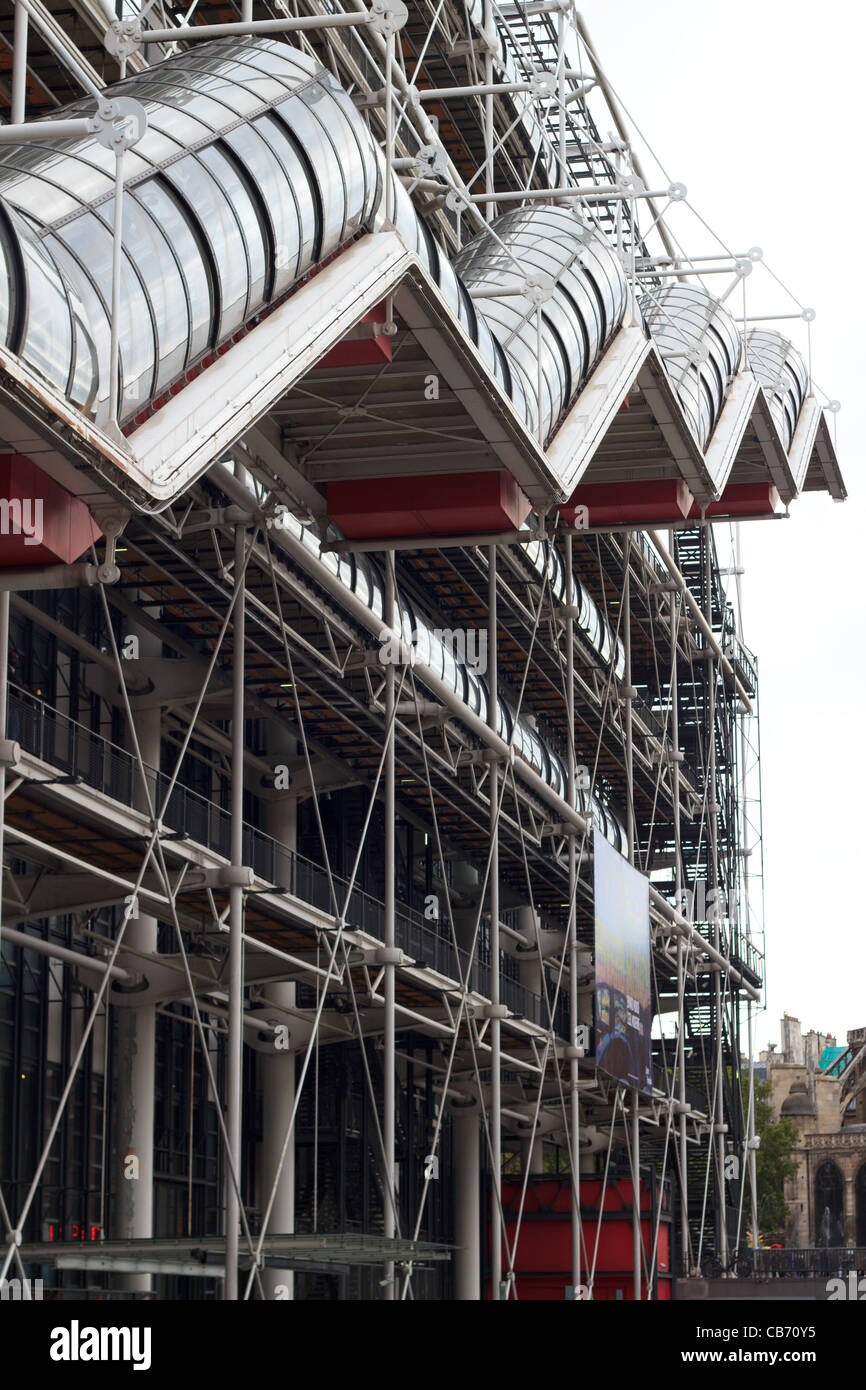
[
  {"xmin": 0, "ymin": 0, "xmax": 846, "ymax": 1299},
  {"xmin": 761, "ymin": 1018, "xmax": 866, "ymax": 1248}
]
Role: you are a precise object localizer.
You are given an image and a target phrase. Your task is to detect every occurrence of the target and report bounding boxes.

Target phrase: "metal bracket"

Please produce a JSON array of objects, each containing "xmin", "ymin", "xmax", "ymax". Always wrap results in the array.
[
  {"xmin": 0, "ymin": 739, "xmax": 21, "ymax": 769},
  {"xmin": 90, "ymin": 94, "xmax": 148, "ymax": 152},
  {"xmin": 103, "ymin": 20, "xmax": 144, "ymax": 64},
  {"xmin": 369, "ymin": 0, "xmax": 408, "ymax": 35},
  {"xmin": 523, "ymin": 273, "xmax": 555, "ymax": 307},
  {"xmin": 373, "ymin": 946, "xmax": 403, "ymax": 966},
  {"xmin": 481, "ymin": 1003, "xmax": 509, "ymax": 1020}
]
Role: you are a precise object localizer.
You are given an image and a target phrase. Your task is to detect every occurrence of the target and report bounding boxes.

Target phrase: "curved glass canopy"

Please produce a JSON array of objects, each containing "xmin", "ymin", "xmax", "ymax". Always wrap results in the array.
[
  {"xmin": 0, "ymin": 38, "xmax": 380, "ymax": 426},
  {"xmin": 0, "ymin": 34, "xmax": 629, "ymax": 450},
  {"xmin": 640, "ymin": 284, "xmax": 745, "ymax": 449},
  {"xmin": 746, "ymin": 328, "xmax": 809, "ymax": 449}
]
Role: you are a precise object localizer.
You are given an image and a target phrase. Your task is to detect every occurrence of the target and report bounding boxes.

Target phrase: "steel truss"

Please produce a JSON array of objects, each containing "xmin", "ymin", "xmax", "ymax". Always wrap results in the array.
[{"xmin": 0, "ymin": 0, "xmax": 830, "ymax": 1303}]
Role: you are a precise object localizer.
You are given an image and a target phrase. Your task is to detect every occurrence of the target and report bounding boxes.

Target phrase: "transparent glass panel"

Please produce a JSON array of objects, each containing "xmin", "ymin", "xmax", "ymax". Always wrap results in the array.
[
  {"xmin": 54, "ymin": 210, "xmax": 155, "ymax": 419},
  {"xmin": 165, "ymin": 155, "xmax": 249, "ymax": 340},
  {"xmin": 352, "ymin": 554, "xmax": 373, "ymax": 608},
  {"xmin": 426, "ymin": 629, "xmax": 446, "ymax": 682},
  {"xmin": 47, "ymin": 234, "xmax": 110, "ymax": 421},
  {"xmin": 413, "ymin": 618, "xmax": 432, "ymax": 668},
  {"xmin": 225, "ymin": 123, "xmax": 302, "ymax": 293},
  {"xmin": 0, "ymin": 218, "xmax": 12, "ymax": 347},
  {"xmin": 173, "ymin": 58, "xmax": 278, "ymax": 115},
  {"xmin": 254, "ymin": 115, "xmax": 317, "ymax": 276},
  {"xmin": 198, "ymin": 145, "xmax": 266, "ymax": 317},
  {"xmin": 273, "ymin": 95, "xmax": 348, "ymax": 253},
  {"xmin": 130, "ymin": 126, "xmax": 186, "ymax": 166},
  {"xmin": 68, "ymin": 291, "xmax": 98, "ymax": 413},
  {"xmin": 441, "ymin": 639, "xmax": 458, "ymax": 693},
  {"xmin": 98, "ymin": 194, "xmax": 190, "ymax": 392},
  {"xmin": 0, "ymin": 166, "xmax": 82, "ymax": 222},
  {"xmin": 238, "ymin": 44, "xmax": 318, "ymax": 86},
  {"xmin": 16, "ymin": 227, "xmax": 72, "ymax": 395},
  {"xmin": 144, "ymin": 104, "xmax": 213, "ymax": 148},
  {"xmin": 130, "ymin": 76, "xmax": 236, "ymax": 134},
  {"xmin": 135, "ymin": 179, "xmax": 213, "ymax": 364},
  {"xmin": 368, "ymin": 563, "xmax": 385, "ymax": 621}
]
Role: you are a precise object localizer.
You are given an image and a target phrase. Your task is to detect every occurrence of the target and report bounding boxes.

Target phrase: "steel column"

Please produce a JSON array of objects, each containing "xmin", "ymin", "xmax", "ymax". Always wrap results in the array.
[
  {"xmin": 224, "ymin": 524, "xmax": 246, "ymax": 1300},
  {"xmin": 632, "ymin": 1089, "xmax": 641, "ymax": 1301},
  {"xmin": 704, "ymin": 522, "xmax": 727, "ymax": 1274},
  {"xmin": 11, "ymin": 2, "xmax": 28, "ymax": 124},
  {"xmin": 113, "ymin": 600, "xmax": 160, "ymax": 1295},
  {"xmin": 746, "ymin": 1003, "xmax": 759, "ymax": 1268},
  {"xmin": 624, "ymin": 563, "xmax": 641, "ymax": 1301},
  {"xmin": 260, "ymin": 729, "xmax": 297, "ymax": 1300},
  {"xmin": 669, "ymin": 534, "xmax": 689, "ymax": 1274},
  {"xmin": 488, "ymin": 545, "xmax": 502, "ymax": 1298},
  {"xmin": 565, "ymin": 533, "xmax": 581, "ymax": 1291},
  {"xmin": 383, "ymin": 555, "xmax": 396, "ymax": 1298},
  {"xmin": 452, "ymin": 1101, "xmax": 480, "ymax": 1300}
]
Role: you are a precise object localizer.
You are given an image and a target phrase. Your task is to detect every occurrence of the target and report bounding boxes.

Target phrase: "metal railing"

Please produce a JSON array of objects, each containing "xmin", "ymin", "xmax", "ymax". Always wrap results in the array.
[
  {"xmin": 752, "ymin": 1247, "xmax": 866, "ymax": 1279},
  {"xmin": 8, "ymin": 686, "xmax": 557, "ymax": 1032}
]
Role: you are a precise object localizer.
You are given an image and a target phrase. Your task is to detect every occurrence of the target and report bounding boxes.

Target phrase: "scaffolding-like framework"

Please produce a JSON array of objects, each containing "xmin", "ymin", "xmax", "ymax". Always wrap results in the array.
[{"xmin": 0, "ymin": 0, "xmax": 844, "ymax": 1301}]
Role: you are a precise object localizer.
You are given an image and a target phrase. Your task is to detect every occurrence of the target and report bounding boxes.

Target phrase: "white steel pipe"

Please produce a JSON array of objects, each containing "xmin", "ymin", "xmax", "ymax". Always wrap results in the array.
[
  {"xmin": 488, "ymin": 545, "xmax": 502, "ymax": 1299},
  {"xmin": 140, "ymin": 12, "xmax": 376, "ymax": 43},
  {"xmin": 224, "ymin": 523, "xmax": 247, "ymax": 1300},
  {"xmin": 466, "ymin": 185, "xmax": 675, "ymax": 205},
  {"xmin": 209, "ymin": 465, "xmax": 759, "ymax": 999},
  {"xmin": 0, "ymin": 926, "xmax": 130, "ymax": 979},
  {"xmin": 0, "ymin": 117, "xmax": 93, "ymax": 142},
  {"xmin": 383, "ymin": 556, "xmax": 396, "ymax": 1298},
  {"xmin": 565, "ymin": 533, "xmax": 581, "ymax": 1293},
  {"xmin": 11, "ymin": 2, "xmax": 28, "ymax": 124},
  {"xmin": 10, "ymin": 0, "xmax": 102, "ymax": 99}
]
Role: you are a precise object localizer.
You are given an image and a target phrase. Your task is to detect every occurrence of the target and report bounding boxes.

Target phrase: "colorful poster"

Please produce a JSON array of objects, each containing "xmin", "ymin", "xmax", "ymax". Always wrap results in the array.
[{"xmin": 593, "ymin": 829, "xmax": 652, "ymax": 1095}]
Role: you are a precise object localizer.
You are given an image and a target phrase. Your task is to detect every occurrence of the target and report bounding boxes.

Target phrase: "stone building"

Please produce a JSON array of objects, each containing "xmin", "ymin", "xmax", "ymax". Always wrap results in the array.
[{"xmin": 759, "ymin": 1017, "xmax": 866, "ymax": 1247}]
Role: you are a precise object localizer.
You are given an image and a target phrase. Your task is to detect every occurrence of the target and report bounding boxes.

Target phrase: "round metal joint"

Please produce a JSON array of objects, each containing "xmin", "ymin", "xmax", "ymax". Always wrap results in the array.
[
  {"xmin": 369, "ymin": 0, "xmax": 409, "ymax": 35},
  {"xmin": 0, "ymin": 738, "xmax": 21, "ymax": 768},
  {"xmin": 217, "ymin": 865, "xmax": 255, "ymax": 889},
  {"xmin": 374, "ymin": 946, "xmax": 403, "ymax": 966},
  {"xmin": 481, "ymin": 1003, "xmax": 509, "ymax": 1020}
]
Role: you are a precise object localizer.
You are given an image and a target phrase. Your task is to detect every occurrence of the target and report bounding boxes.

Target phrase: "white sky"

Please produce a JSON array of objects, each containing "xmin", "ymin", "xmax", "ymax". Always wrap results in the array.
[{"xmin": 580, "ymin": 0, "xmax": 865, "ymax": 1052}]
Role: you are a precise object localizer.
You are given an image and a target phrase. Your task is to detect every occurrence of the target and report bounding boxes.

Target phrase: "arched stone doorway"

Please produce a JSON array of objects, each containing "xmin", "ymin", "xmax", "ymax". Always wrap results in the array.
[{"xmin": 814, "ymin": 1161, "xmax": 845, "ymax": 1247}]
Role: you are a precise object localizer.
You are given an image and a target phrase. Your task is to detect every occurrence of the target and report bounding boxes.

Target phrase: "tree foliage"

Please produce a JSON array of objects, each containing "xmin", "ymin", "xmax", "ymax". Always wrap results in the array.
[{"xmin": 742, "ymin": 1076, "xmax": 800, "ymax": 1243}]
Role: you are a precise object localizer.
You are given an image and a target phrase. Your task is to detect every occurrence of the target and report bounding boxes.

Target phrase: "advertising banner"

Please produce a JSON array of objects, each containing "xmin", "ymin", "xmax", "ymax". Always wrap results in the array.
[{"xmin": 593, "ymin": 829, "xmax": 652, "ymax": 1095}]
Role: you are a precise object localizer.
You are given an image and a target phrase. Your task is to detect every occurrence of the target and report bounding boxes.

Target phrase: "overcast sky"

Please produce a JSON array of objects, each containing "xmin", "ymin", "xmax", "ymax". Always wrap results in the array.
[{"xmin": 581, "ymin": 0, "xmax": 865, "ymax": 1053}]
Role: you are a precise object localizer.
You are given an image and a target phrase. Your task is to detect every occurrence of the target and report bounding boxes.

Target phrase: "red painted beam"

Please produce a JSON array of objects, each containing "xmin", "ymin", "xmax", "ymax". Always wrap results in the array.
[
  {"xmin": 560, "ymin": 478, "xmax": 693, "ymax": 527},
  {"xmin": 0, "ymin": 454, "xmax": 101, "ymax": 566},
  {"xmin": 689, "ymin": 482, "xmax": 779, "ymax": 519},
  {"xmin": 327, "ymin": 470, "xmax": 532, "ymax": 540},
  {"xmin": 314, "ymin": 302, "xmax": 392, "ymax": 369}
]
